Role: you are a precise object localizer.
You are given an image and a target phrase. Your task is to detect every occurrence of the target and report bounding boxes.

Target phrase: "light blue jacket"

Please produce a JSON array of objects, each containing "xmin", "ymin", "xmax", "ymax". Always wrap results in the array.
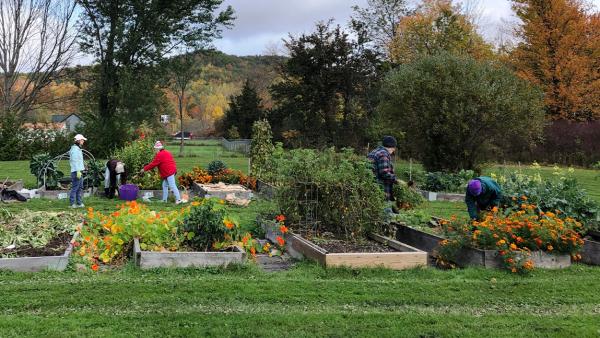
[{"xmin": 69, "ymin": 144, "xmax": 85, "ymax": 173}]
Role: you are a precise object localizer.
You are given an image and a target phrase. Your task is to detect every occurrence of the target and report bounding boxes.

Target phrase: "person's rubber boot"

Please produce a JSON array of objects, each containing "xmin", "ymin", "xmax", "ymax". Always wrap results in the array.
[{"xmin": 104, "ymin": 188, "xmax": 110, "ymax": 198}]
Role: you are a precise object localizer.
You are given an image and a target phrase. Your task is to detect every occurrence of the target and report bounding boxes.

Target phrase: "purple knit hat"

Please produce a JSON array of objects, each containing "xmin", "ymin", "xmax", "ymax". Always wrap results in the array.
[{"xmin": 467, "ymin": 179, "xmax": 482, "ymax": 196}]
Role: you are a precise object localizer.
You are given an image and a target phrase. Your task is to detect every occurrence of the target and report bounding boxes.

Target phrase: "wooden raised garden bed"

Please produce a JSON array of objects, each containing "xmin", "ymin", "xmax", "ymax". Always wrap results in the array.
[
  {"xmin": 0, "ymin": 233, "xmax": 77, "ymax": 272},
  {"xmin": 581, "ymin": 231, "xmax": 600, "ymax": 266},
  {"xmin": 256, "ymin": 179, "xmax": 277, "ymax": 199},
  {"xmin": 263, "ymin": 223, "xmax": 426, "ymax": 270},
  {"xmin": 192, "ymin": 182, "xmax": 253, "ymax": 200},
  {"xmin": 133, "ymin": 238, "xmax": 246, "ymax": 269},
  {"xmin": 39, "ymin": 188, "xmax": 93, "ymax": 200},
  {"xmin": 418, "ymin": 190, "xmax": 464, "ymax": 202},
  {"xmin": 394, "ymin": 222, "xmax": 570, "ymax": 269}
]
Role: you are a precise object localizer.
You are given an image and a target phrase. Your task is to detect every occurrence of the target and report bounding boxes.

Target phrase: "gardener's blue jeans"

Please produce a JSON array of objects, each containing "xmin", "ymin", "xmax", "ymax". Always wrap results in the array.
[
  {"xmin": 162, "ymin": 175, "xmax": 181, "ymax": 201},
  {"xmin": 70, "ymin": 171, "xmax": 83, "ymax": 205}
]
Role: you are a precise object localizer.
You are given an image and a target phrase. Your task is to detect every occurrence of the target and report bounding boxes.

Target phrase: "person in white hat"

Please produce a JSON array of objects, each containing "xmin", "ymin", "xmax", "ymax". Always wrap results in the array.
[
  {"xmin": 140, "ymin": 140, "xmax": 187, "ymax": 204},
  {"xmin": 69, "ymin": 134, "xmax": 87, "ymax": 208}
]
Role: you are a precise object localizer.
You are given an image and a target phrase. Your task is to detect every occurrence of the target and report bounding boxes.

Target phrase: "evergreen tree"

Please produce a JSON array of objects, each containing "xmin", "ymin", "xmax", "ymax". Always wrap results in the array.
[{"xmin": 221, "ymin": 80, "xmax": 264, "ymax": 139}]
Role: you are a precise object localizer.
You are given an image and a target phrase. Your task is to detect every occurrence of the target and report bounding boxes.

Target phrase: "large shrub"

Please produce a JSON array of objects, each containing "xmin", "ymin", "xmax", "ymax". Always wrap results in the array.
[
  {"xmin": 271, "ymin": 146, "xmax": 386, "ymax": 238},
  {"xmin": 378, "ymin": 53, "xmax": 545, "ymax": 172}
]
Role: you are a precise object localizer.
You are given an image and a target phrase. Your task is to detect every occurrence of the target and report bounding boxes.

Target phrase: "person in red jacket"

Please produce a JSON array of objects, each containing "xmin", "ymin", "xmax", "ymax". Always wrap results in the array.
[{"xmin": 140, "ymin": 141, "xmax": 187, "ymax": 204}]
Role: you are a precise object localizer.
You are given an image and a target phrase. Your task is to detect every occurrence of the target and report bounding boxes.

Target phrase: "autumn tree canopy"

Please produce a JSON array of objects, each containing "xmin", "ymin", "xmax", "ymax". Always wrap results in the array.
[
  {"xmin": 389, "ymin": 0, "xmax": 493, "ymax": 64},
  {"xmin": 510, "ymin": 0, "xmax": 600, "ymax": 121}
]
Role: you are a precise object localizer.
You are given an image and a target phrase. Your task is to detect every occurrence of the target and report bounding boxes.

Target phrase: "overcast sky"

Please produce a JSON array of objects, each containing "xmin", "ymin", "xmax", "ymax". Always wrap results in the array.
[{"xmin": 213, "ymin": 0, "xmax": 600, "ymax": 56}]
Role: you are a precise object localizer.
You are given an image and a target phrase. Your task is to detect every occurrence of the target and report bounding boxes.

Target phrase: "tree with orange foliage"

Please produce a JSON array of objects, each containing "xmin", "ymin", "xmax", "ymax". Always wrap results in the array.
[
  {"xmin": 510, "ymin": 0, "xmax": 600, "ymax": 120},
  {"xmin": 389, "ymin": 0, "xmax": 493, "ymax": 64}
]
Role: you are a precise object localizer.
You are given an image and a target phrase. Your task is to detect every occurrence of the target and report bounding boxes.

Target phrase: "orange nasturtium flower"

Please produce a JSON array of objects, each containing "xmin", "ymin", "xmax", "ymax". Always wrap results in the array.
[
  {"xmin": 91, "ymin": 264, "xmax": 99, "ymax": 272},
  {"xmin": 223, "ymin": 219, "xmax": 235, "ymax": 230},
  {"xmin": 275, "ymin": 214, "xmax": 286, "ymax": 222},
  {"xmin": 276, "ymin": 236, "xmax": 285, "ymax": 247},
  {"xmin": 279, "ymin": 225, "xmax": 289, "ymax": 234}
]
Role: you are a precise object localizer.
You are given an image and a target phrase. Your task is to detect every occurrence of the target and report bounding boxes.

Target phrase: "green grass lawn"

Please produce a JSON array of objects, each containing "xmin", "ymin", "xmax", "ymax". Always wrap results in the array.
[
  {"xmin": 0, "ymin": 143, "xmax": 249, "ymax": 188},
  {"xmin": 0, "ymin": 263, "xmax": 599, "ymax": 337}
]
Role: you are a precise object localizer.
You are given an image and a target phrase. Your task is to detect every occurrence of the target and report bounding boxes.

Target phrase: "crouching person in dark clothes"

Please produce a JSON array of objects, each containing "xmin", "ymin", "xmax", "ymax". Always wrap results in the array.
[
  {"xmin": 465, "ymin": 177, "xmax": 503, "ymax": 220},
  {"xmin": 104, "ymin": 160, "xmax": 127, "ymax": 198}
]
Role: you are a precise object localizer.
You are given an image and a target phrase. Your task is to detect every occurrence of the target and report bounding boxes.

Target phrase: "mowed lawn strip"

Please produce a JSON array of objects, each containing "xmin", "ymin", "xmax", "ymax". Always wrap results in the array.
[{"xmin": 0, "ymin": 264, "xmax": 599, "ymax": 337}]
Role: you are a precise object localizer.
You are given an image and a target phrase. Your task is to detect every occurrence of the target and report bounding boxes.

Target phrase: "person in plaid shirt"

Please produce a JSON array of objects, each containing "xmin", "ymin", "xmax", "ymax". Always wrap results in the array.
[{"xmin": 368, "ymin": 136, "xmax": 398, "ymax": 202}]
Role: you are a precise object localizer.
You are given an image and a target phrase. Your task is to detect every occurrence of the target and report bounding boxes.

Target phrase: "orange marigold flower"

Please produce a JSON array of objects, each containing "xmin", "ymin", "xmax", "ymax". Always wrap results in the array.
[
  {"xmin": 279, "ymin": 225, "xmax": 289, "ymax": 234},
  {"xmin": 511, "ymin": 267, "xmax": 517, "ymax": 273},
  {"xmin": 275, "ymin": 214, "xmax": 286, "ymax": 222},
  {"xmin": 276, "ymin": 236, "xmax": 285, "ymax": 247},
  {"xmin": 91, "ymin": 264, "xmax": 99, "ymax": 271},
  {"xmin": 510, "ymin": 243, "xmax": 517, "ymax": 250},
  {"xmin": 547, "ymin": 245, "xmax": 554, "ymax": 251},
  {"xmin": 250, "ymin": 246, "xmax": 256, "ymax": 257}
]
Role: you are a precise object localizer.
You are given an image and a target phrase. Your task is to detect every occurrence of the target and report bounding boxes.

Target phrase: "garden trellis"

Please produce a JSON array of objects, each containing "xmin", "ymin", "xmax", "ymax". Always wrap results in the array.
[{"xmin": 35, "ymin": 150, "xmax": 102, "ymax": 192}]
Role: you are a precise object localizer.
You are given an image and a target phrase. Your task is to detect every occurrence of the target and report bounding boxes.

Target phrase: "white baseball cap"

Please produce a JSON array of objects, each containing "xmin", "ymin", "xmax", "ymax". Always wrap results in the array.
[{"xmin": 74, "ymin": 134, "xmax": 87, "ymax": 141}]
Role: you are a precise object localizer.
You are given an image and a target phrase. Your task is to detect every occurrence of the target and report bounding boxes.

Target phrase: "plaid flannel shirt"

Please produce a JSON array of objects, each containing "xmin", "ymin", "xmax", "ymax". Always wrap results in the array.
[{"xmin": 367, "ymin": 146, "xmax": 397, "ymax": 199}]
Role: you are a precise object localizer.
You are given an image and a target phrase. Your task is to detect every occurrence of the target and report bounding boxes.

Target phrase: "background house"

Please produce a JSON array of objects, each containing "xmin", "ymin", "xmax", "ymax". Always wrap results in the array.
[{"xmin": 51, "ymin": 113, "xmax": 84, "ymax": 132}]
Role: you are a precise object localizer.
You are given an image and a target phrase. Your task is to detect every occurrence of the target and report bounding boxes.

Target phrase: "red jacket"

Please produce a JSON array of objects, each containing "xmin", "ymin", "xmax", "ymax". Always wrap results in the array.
[{"xmin": 144, "ymin": 150, "xmax": 177, "ymax": 179}]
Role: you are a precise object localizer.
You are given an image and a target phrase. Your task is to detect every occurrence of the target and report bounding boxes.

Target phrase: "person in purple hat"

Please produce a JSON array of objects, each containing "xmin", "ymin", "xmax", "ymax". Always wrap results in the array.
[{"xmin": 465, "ymin": 176, "xmax": 502, "ymax": 220}]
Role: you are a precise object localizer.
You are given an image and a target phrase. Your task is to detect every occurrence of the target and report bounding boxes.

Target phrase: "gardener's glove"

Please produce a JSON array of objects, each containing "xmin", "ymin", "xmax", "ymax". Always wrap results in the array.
[{"xmin": 76, "ymin": 171, "xmax": 82, "ymax": 179}]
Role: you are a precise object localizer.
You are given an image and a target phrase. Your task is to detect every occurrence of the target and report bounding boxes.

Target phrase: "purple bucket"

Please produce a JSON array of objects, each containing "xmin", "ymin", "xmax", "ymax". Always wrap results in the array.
[{"xmin": 119, "ymin": 184, "xmax": 139, "ymax": 201}]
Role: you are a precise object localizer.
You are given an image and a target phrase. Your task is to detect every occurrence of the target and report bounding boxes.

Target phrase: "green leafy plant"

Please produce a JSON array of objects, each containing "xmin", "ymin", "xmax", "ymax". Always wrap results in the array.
[
  {"xmin": 29, "ymin": 153, "xmax": 64, "ymax": 190},
  {"xmin": 83, "ymin": 159, "xmax": 105, "ymax": 190},
  {"xmin": 207, "ymin": 160, "xmax": 227, "ymax": 176},
  {"xmin": 393, "ymin": 184, "xmax": 424, "ymax": 210},
  {"xmin": 422, "ymin": 170, "xmax": 475, "ymax": 193},
  {"xmin": 250, "ymin": 119, "xmax": 274, "ymax": 180},
  {"xmin": 182, "ymin": 199, "xmax": 266, "ymax": 256},
  {"xmin": 182, "ymin": 199, "xmax": 228, "ymax": 251}
]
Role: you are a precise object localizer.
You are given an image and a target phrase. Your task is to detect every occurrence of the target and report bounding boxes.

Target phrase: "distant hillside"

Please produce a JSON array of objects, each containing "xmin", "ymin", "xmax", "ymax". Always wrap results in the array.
[{"xmin": 32, "ymin": 51, "xmax": 287, "ymax": 135}]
